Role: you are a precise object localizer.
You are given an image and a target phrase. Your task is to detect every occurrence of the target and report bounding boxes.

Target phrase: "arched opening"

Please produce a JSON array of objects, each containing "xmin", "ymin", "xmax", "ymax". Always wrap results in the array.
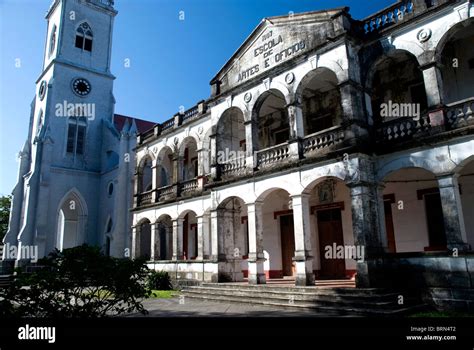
[
  {"xmin": 216, "ymin": 197, "xmax": 248, "ymax": 281},
  {"xmin": 303, "ymin": 177, "xmax": 355, "ymax": 280},
  {"xmin": 156, "ymin": 147, "xmax": 174, "ymax": 188},
  {"xmin": 179, "ymin": 137, "xmax": 198, "ymax": 182},
  {"xmin": 75, "ymin": 22, "xmax": 93, "ymax": 52},
  {"xmin": 56, "ymin": 190, "xmax": 87, "ymax": 251},
  {"xmin": 382, "ymin": 168, "xmax": 447, "ymax": 252},
  {"xmin": 181, "ymin": 211, "xmax": 198, "ymax": 260},
  {"xmin": 438, "ymin": 20, "xmax": 474, "ymax": 104},
  {"xmin": 370, "ymin": 51, "xmax": 427, "ymax": 124},
  {"xmin": 137, "ymin": 219, "xmax": 152, "ymax": 260},
  {"xmin": 156, "ymin": 215, "xmax": 173, "ymax": 260},
  {"xmin": 458, "ymin": 158, "xmax": 474, "ymax": 250},
  {"xmin": 137, "ymin": 156, "xmax": 153, "ymax": 192},
  {"xmin": 216, "ymin": 108, "xmax": 246, "ymax": 164},
  {"xmin": 255, "ymin": 89, "xmax": 289, "ymax": 149},
  {"xmin": 257, "ymin": 188, "xmax": 296, "ymax": 280},
  {"xmin": 298, "ymin": 68, "xmax": 343, "ymax": 135}
]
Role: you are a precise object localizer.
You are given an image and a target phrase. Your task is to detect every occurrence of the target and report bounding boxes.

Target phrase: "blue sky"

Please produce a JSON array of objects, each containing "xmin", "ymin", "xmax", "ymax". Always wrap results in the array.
[{"xmin": 0, "ymin": 0, "xmax": 395, "ymax": 195}]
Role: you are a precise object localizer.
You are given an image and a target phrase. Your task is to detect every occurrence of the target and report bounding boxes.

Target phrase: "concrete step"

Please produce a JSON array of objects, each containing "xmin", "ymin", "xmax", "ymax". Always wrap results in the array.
[
  {"xmin": 180, "ymin": 292, "xmax": 427, "ymax": 316},
  {"xmin": 183, "ymin": 287, "xmax": 416, "ymax": 308},
  {"xmin": 193, "ymin": 285, "xmax": 403, "ymax": 299},
  {"xmin": 181, "ymin": 283, "xmax": 426, "ymax": 316}
]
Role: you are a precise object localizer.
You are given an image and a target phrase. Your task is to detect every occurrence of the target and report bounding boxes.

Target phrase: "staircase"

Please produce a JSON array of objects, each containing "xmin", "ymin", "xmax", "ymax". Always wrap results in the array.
[
  {"xmin": 0, "ymin": 275, "xmax": 12, "ymax": 288},
  {"xmin": 181, "ymin": 281, "xmax": 427, "ymax": 316}
]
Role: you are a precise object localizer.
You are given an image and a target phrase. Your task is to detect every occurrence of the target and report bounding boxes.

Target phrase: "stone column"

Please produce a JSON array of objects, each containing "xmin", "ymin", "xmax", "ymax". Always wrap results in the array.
[
  {"xmin": 348, "ymin": 181, "xmax": 385, "ymax": 288},
  {"xmin": 131, "ymin": 225, "xmax": 138, "ymax": 259},
  {"xmin": 421, "ymin": 63, "xmax": 444, "ymax": 108},
  {"xmin": 287, "ymin": 98, "xmax": 305, "ymax": 139},
  {"xmin": 290, "ymin": 194, "xmax": 315, "ymax": 286},
  {"xmin": 202, "ymin": 214, "xmax": 211, "ymax": 259},
  {"xmin": 376, "ymin": 183, "xmax": 389, "ymax": 252},
  {"xmin": 132, "ymin": 172, "xmax": 139, "ymax": 207},
  {"xmin": 339, "ymin": 81, "xmax": 367, "ymax": 142},
  {"xmin": 244, "ymin": 112, "xmax": 258, "ymax": 170},
  {"xmin": 151, "ymin": 161, "xmax": 158, "ymax": 202},
  {"xmin": 437, "ymin": 174, "xmax": 469, "ymax": 251},
  {"xmin": 150, "ymin": 223, "xmax": 157, "ymax": 261},
  {"xmin": 210, "ymin": 209, "xmax": 219, "ymax": 260},
  {"xmin": 196, "ymin": 215, "xmax": 205, "ymax": 260},
  {"xmin": 246, "ymin": 201, "xmax": 266, "ymax": 284},
  {"xmin": 172, "ymin": 218, "xmax": 184, "ymax": 260},
  {"xmin": 209, "ymin": 132, "xmax": 219, "ymax": 179},
  {"xmin": 286, "ymin": 98, "xmax": 304, "ymax": 161}
]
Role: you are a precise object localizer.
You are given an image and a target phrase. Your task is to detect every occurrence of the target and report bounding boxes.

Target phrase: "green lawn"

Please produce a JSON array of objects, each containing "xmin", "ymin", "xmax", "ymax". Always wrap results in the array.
[{"xmin": 149, "ymin": 290, "xmax": 178, "ymax": 299}]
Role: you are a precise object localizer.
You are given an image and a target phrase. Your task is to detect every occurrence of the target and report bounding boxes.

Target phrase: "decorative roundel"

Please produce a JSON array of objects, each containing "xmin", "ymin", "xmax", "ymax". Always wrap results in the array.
[
  {"xmin": 72, "ymin": 78, "xmax": 91, "ymax": 96},
  {"xmin": 285, "ymin": 72, "xmax": 295, "ymax": 85},
  {"xmin": 417, "ymin": 28, "xmax": 432, "ymax": 43},
  {"xmin": 244, "ymin": 92, "xmax": 252, "ymax": 103},
  {"xmin": 38, "ymin": 80, "xmax": 47, "ymax": 101}
]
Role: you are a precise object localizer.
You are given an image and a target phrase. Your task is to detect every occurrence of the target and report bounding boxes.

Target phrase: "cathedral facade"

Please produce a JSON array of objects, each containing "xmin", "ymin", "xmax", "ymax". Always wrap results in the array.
[
  {"xmin": 3, "ymin": 0, "xmax": 154, "ymax": 262},
  {"xmin": 3, "ymin": 0, "xmax": 474, "ymax": 307}
]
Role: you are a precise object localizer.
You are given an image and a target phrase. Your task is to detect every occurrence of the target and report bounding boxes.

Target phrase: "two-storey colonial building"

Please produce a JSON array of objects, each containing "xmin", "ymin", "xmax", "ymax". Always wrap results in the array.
[{"xmin": 132, "ymin": 0, "xmax": 474, "ymax": 294}]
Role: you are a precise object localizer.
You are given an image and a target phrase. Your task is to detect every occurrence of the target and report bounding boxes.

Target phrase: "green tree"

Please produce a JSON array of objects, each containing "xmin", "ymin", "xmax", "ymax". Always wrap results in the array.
[
  {"xmin": 0, "ymin": 244, "xmax": 152, "ymax": 317},
  {"xmin": 0, "ymin": 195, "xmax": 11, "ymax": 242}
]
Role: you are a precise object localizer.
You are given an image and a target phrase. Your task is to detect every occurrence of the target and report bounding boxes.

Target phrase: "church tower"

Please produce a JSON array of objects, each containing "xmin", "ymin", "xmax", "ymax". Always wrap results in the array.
[{"xmin": 4, "ymin": 0, "xmax": 120, "ymax": 263}]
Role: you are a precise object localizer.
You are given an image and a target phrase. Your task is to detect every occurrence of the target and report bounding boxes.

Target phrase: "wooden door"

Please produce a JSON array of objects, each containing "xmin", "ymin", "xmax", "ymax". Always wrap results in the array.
[
  {"xmin": 424, "ymin": 192, "xmax": 447, "ymax": 249},
  {"xmin": 317, "ymin": 208, "xmax": 346, "ymax": 279},
  {"xmin": 280, "ymin": 215, "xmax": 295, "ymax": 277},
  {"xmin": 384, "ymin": 200, "xmax": 397, "ymax": 253}
]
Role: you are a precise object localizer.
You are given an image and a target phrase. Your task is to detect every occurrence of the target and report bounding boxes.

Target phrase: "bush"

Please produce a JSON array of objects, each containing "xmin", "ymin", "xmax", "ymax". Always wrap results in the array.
[
  {"xmin": 0, "ymin": 244, "xmax": 152, "ymax": 318},
  {"xmin": 146, "ymin": 270, "xmax": 172, "ymax": 290}
]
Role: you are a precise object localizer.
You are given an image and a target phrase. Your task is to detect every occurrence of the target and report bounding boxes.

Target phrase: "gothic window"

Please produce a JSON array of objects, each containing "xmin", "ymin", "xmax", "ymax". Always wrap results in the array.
[
  {"xmin": 75, "ymin": 22, "xmax": 93, "ymax": 52},
  {"xmin": 36, "ymin": 110, "xmax": 44, "ymax": 136},
  {"xmin": 49, "ymin": 25, "xmax": 57, "ymax": 57},
  {"xmin": 66, "ymin": 117, "xmax": 87, "ymax": 155}
]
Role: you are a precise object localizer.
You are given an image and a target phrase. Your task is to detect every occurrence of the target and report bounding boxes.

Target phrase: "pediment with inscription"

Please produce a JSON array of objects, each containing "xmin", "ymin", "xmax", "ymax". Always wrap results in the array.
[{"xmin": 211, "ymin": 8, "xmax": 349, "ymax": 95}]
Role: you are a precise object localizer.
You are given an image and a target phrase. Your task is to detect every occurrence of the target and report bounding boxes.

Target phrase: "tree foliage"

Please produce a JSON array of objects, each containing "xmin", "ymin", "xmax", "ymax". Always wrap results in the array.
[
  {"xmin": 0, "ymin": 245, "xmax": 151, "ymax": 317},
  {"xmin": 0, "ymin": 195, "xmax": 11, "ymax": 242}
]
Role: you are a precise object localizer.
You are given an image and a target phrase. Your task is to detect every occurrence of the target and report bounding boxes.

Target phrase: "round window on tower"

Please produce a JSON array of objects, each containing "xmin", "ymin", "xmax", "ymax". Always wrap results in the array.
[
  {"xmin": 108, "ymin": 182, "xmax": 114, "ymax": 196},
  {"xmin": 71, "ymin": 78, "xmax": 91, "ymax": 97},
  {"xmin": 38, "ymin": 80, "xmax": 47, "ymax": 101}
]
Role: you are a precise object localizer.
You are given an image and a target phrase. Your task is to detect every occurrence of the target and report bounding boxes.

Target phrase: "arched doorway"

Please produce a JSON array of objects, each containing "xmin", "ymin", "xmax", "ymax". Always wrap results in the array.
[
  {"xmin": 216, "ymin": 196, "xmax": 248, "ymax": 281},
  {"xmin": 304, "ymin": 177, "xmax": 354, "ymax": 280},
  {"xmin": 156, "ymin": 147, "xmax": 174, "ymax": 188},
  {"xmin": 382, "ymin": 168, "xmax": 447, "ymax": 252},
  {"xmin": 258, "ymin": 188, "xmax": 295, "ymax": 279},
  {"xmin": 156, "ymin": 215, "xmax": 172, "ymax": 260},
  {"xmin": 297, "ymin": 68, "xmax": 342, "ymax": 135},
  {"xmin": 56, "ymin": 190, "xmax": 87, "ymax": 251},
  {"xmin": 438, "ymin": 20, "xmax": 474, "ymax": 104},
  {"xmin": 216, "ymin": 108, "xmax": 246, "ymax": 175},
  {"xmin": 254, "ymin": 89, "xmax": 290, "ymax": 149},
  {"xmin": 369, "ymin": 51, "xmax": 427, "ymax": 124},
  {"xmin": 137, "ymin": 156, "xmax": 153, "ymax": 192},
  {"xmin": 137, "ymin": 219, "xmax": 152, "ymax": 260},
  {"xmin": 179, "ymin": 137, "xmax": 198, "ymax": 182},
  {"xmin": 180, "ymin": 211, "xmax": 198, "ymax": 260}
]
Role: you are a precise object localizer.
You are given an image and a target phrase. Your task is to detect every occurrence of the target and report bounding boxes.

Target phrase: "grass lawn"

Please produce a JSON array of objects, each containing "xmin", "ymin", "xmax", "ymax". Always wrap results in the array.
[
  {"xmin": 150, "ymin": 290, "xmax": 178, "ymax": 299},
  {"xmin": 410, "ymin": 311, "xmax": 474, "ymax": 317}
]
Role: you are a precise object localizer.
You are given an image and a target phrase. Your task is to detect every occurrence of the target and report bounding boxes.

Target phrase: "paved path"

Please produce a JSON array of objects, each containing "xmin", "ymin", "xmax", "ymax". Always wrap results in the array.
[{"xmin": 128, "ymin": 296, "xmax": 353, "ymax": 317}]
